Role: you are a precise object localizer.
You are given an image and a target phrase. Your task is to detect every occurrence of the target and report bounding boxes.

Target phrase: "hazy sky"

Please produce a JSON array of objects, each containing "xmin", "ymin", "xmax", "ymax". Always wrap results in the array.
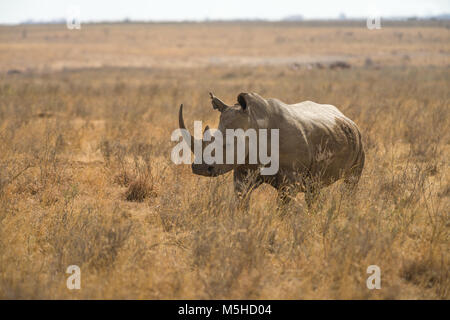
[{"xmin": 0, "ymin": 0, "xmax": 449, "ymax": 24}]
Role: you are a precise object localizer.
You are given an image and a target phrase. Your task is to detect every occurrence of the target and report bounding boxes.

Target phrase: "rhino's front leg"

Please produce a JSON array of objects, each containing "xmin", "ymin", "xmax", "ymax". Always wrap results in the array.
[{"xmin": 233, "ymin": 167, "xmax": 262, "ymax": 210}]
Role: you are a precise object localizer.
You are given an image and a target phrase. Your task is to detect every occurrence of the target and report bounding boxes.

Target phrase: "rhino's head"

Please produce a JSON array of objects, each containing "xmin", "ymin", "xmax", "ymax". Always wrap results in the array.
[{"xmin": 178, "ymin": 92, "xmax": 266, "ymax": 177}]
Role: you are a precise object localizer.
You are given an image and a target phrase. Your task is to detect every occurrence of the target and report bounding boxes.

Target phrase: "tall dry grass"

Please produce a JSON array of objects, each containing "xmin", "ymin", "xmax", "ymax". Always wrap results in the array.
[
  {"xmin": 0, "ymin": 65, "xmax": 447, "ymax": 299},
  {"xmin": 0, "ymin": 22, "xmax": 448, "ymax": 299}
]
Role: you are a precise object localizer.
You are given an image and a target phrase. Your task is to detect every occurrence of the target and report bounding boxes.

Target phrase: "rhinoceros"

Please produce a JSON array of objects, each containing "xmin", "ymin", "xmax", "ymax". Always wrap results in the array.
[{"xmin": 178, "ymin": 92, "xmax": 365, "ymax": 208}]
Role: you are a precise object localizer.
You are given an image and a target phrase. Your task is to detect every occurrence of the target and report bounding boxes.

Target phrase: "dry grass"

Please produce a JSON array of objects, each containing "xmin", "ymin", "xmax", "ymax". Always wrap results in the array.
[
  {"xmin": 0, "ymin": 22, "xmax": 449, "ymax": 299},
  {"xmin": 1, "ymin": 21, "xmax": 449, "ymax": 72}
]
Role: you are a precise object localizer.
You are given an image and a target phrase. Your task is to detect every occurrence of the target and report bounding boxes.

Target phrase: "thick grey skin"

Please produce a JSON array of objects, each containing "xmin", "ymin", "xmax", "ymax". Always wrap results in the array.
[{"xmin": 180, "ymin": 92, "xmax": 365, "ymax": 208}]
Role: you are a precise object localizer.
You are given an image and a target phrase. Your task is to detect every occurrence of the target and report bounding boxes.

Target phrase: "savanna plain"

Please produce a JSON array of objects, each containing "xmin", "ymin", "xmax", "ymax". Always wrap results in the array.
[{"xmin": 0, "ymin": 21, "xmax": 449, "ymax": 299}]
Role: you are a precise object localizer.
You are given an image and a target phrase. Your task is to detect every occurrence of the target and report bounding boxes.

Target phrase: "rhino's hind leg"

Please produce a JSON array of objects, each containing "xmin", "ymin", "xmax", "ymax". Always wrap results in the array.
[{"xmin": 300, "ymin": 173, "xmax": 322, "ymax": 209}]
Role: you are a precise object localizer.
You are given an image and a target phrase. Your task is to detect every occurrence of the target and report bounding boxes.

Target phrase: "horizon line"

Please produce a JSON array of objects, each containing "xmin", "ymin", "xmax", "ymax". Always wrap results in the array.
[{"xmin": 3, "ymin": 14, "xmax": 450, "ymax": 26}]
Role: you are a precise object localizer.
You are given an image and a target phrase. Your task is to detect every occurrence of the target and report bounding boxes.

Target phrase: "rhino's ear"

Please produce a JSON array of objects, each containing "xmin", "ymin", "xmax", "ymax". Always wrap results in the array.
[
  {"xmin": 210, "ymin": 92, "xmax": 229, "ymax": 112},
  {"xmin": 237, "ymin": 93, "xmax": 248, "ymax": 111},
  {"xmin": 238, "ymin": 93, "xmax": 270, "ymax": 128}
]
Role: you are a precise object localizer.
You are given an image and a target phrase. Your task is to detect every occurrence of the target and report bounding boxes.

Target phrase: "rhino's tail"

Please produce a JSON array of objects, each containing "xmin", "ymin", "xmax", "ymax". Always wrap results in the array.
[{"xmin": 344, "ymin": 132, "xmax": 365, "ymax": 188}]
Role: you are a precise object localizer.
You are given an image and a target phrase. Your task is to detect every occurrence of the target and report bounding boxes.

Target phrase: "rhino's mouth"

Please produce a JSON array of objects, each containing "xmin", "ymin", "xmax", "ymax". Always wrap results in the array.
[
  {"xmin": 205, "ymin": 165, "xmax": 219, "ymax": 177},
  {"xmin": 192, "ymin": 163, "xmax": 217, "ymax": 177},
  {"xmin": 192, "ymin": 163, "xmax": 233, "ymax": 177}
]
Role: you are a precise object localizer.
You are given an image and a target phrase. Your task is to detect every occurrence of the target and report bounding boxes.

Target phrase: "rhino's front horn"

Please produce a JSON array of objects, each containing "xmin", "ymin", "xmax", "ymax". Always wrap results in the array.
[{"xmin": 178, "ymin": 104, "xmax": 196, "ymax": 153}]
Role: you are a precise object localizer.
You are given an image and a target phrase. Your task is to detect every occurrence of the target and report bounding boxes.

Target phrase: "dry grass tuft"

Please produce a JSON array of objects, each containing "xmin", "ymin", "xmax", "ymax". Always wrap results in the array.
[{"xmin": 125, "ymin": 177, "xmax": 155, "ymax": 202}]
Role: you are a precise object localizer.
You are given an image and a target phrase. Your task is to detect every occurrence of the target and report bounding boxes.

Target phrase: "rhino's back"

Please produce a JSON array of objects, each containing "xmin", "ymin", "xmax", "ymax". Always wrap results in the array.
[
  {"xmin": 267, "ymin": 99, "xmax": 363, "ymax": 182},
  {"xmin": 269, "ymin": 99, "xmax": 345, "ymax": 126}
]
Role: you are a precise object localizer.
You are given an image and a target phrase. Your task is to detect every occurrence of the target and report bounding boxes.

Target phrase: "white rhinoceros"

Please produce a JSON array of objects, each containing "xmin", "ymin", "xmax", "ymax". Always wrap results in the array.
[{"xmin": 178, "ymin": 92, "xmax": 365, "ymax": 207}]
